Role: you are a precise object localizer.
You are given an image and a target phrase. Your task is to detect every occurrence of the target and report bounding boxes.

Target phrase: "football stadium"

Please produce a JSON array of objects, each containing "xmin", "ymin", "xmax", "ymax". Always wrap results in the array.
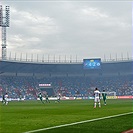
[
  {"xmin": 0, "ymin": 58, "xmax": 133, "ymax": 133},
  {"xmin": 0, "ymin": 2, "xmax": 133, "ymax": 133}
]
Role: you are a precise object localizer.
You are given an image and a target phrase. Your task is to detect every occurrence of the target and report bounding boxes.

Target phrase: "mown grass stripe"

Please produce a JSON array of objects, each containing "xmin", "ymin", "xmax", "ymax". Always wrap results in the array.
[{"xmin": 23, "ymin": 112, "xmax": 133, "ymax": 133}]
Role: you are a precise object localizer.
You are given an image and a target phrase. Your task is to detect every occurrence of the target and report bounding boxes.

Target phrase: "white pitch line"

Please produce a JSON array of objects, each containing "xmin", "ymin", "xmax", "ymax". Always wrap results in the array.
[{"xmin": 23, "ymin": 112, "xmax": 133, "ymax": 133}]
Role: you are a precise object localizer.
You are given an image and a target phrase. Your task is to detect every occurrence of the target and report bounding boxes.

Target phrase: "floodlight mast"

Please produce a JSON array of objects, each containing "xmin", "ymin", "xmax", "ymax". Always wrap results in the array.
[{"xmin": 0, "ymin": 5, "xmax": 10, "ymax": 60}]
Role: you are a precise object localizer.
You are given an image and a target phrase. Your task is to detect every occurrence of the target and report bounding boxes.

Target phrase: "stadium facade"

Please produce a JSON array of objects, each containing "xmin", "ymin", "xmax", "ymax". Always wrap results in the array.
[{"xmin": 0, "ymin": 59, "xmax": 132, "ymax": 77}]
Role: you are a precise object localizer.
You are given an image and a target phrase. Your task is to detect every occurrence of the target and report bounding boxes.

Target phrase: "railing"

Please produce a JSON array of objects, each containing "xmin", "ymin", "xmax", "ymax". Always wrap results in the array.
[{"xmin": 0, "ymin": 56, "xmax": 133, "ymax": 64}]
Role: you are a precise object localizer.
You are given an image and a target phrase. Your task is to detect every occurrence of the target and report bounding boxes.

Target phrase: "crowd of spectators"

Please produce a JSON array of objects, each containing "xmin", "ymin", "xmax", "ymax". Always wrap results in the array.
[{"xmin": 0, "ymin": 75, "xmax": 132, "ymax": 99}]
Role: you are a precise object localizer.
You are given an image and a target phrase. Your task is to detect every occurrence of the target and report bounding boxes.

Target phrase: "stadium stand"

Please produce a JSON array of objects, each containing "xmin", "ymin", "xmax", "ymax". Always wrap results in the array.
[{"xmin": 0, "ymin": 60, "xmax": 132, "ymax": 99}]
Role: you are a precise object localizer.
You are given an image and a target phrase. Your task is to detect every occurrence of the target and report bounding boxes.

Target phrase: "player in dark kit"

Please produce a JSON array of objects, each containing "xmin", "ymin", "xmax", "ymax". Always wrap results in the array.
[
  {"xmin": 2, "ymin": 94, "xmax": 5, "ymax": 104},
  {"xmin": 102, "ymin": 90, "xmax": 107, "ymax": 105},
  {"xmin": 57, "ymin": 94, "xmax": 61, "ymax": 103},
  {"xmin": 38, "ymin": 92, "xmax": 44, "ymax": 104},
  {"xmin": 45, "ymin": 94, "xmax": 50, "ymax": 103}
]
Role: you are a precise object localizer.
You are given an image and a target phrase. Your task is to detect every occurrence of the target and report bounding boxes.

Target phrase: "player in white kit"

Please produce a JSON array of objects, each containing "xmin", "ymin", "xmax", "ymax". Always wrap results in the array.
[
  {"xmin": 94, "ymin": 88, "xmax": 101, "ymax": 108},
  {"xmin": 4, "ymin": 93, "xmax": 9, "ymax": 105}
]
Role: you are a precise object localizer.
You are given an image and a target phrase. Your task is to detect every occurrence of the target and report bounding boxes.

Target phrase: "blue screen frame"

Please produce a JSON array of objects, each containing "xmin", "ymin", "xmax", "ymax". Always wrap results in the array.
[{"xmin": 83, "ymin": 58, "xmax": 101, "ymax": 69}]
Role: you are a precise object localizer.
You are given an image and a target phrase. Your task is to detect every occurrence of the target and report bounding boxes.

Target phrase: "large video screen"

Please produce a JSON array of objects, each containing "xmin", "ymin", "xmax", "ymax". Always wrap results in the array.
[{"xmin": 83, "ymin": 58, "xmax": 101, "ymax": 69}]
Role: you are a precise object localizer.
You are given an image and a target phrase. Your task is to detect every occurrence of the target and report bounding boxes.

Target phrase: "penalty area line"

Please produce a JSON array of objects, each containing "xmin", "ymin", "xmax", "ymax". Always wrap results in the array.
[{"xmin": 23, "ymin": 112, "xmax": 133, "ymax": 133}]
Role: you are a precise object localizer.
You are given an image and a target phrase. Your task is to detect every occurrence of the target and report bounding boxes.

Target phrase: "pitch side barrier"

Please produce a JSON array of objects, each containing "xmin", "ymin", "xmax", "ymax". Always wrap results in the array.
[
  {"xmin": 88, "ymin": 96, "xmax": 117, "ymax": 100},
  {"xmin": 0, "ymin": 96, "xmax": 133, "ymax": 101},
  {"xmin": 37, "ymin": 97, "xmax": 76, "ymax": 100},
  {"xmin": 88, "ymin": 96, "xmax": 133, "ymax": 99},
  {"xmin": 117, "ymin": 96, "xmax": 133, "ymax": 99}
]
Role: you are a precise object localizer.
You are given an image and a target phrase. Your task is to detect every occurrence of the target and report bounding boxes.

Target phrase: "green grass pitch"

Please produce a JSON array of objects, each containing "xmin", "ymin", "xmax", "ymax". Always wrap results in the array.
[{"xmin": 0, "ymin": 99, "xmax": 133, "ymax": 133}]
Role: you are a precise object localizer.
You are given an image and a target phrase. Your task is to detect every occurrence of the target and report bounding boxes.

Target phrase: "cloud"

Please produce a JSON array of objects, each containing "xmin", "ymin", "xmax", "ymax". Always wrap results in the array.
[
  {"xmin": 81, "ymin": 7, "xmax": 108, "ymax": 18},
  {"xmin": 0, "ymin": 1, "xmax": 132, "ymax": 61}
]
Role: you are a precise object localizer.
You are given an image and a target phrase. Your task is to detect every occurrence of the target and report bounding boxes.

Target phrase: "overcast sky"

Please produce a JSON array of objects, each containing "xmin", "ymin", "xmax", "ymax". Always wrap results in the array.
[{"xmin": 0, "ymin": 0, "xmax": 132, "ymax": 61}]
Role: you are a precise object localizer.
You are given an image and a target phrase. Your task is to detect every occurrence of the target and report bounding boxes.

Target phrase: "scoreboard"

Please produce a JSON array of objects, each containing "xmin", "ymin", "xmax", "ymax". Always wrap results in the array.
[{"xmin": 83, "ymin": 58, "xmax": 101, "ymax": 69}]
